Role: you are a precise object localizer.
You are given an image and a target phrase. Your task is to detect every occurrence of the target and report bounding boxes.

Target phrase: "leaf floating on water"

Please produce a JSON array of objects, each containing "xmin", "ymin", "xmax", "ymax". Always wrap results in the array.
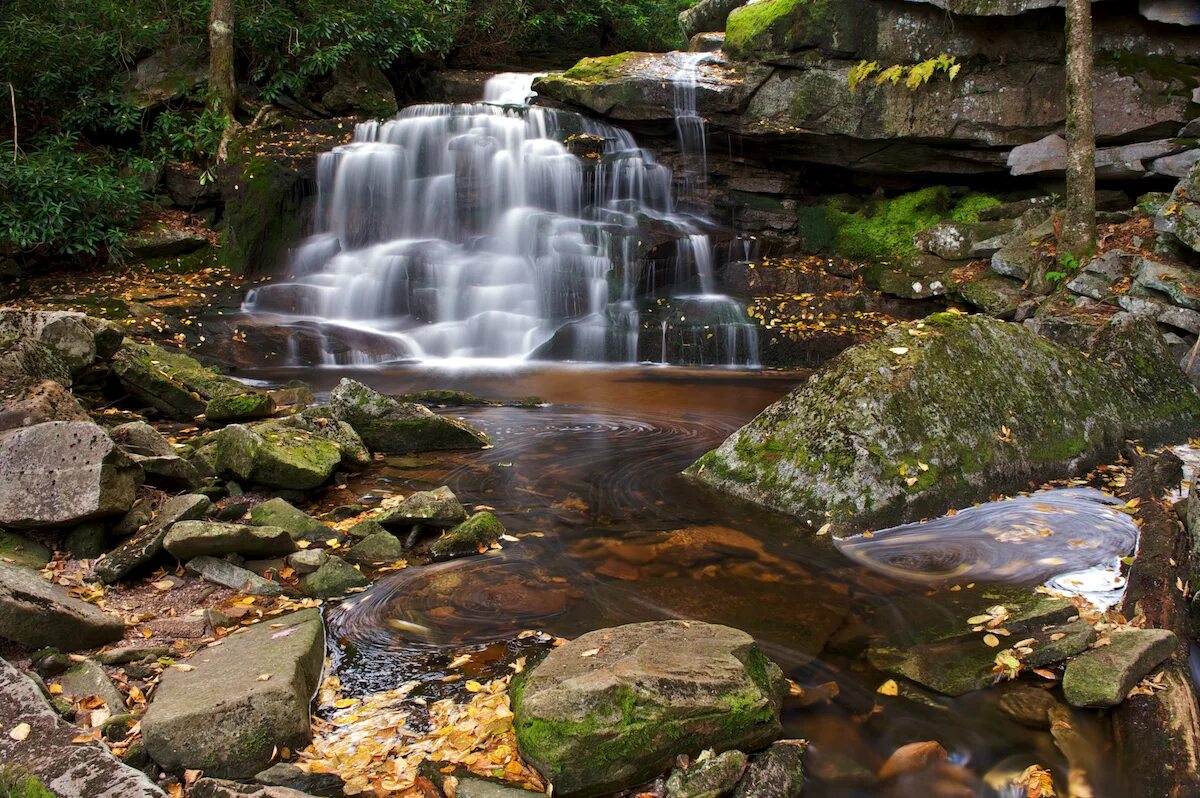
[
  {"xmin": 983, "ymin": 634, "xmax": 1000, "ymax": 647},
  {"xmin": 877, "ymin": 679, "xmax": 899, "ymax": 696},
  {"xmin": 448, "ymin": 654, "xmax": 473, "ymax": 669},
  {"xmin": 500, "ymin": 534, "xmax": 519, "ymax": 543}
]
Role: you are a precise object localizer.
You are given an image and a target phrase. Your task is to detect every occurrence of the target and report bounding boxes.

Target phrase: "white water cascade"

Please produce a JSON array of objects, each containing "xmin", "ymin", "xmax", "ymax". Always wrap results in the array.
[{"xmin": 244, "ymin": 71, "xmax": 758, "ymax": 367}]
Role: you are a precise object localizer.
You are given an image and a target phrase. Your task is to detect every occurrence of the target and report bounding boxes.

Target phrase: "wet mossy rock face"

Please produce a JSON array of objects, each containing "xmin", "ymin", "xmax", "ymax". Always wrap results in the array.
[
  {"xmin": 511, "ymin": 620, "xmax": 785, "ymax": 798},
  {"xmin": 687, "ymin": 313, "xmax": 1200, "ymax": 528},
  {"xmin": 112, "ymin": 342, "xmax": 247, "ymax": 421},
  {"xmin": 330, "ymin": 378, "xmax": 490, "ymax": 454}
]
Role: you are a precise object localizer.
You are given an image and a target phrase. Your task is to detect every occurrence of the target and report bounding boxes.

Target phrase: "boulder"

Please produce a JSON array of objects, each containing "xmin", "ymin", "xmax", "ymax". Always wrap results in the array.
[
  {"xmin": 0, "ymin": 422, "xmax": 143, "ymax": 528},
  {"xmin": 686, "ymin": 313, "xmax": 1200, "ymax": 527},
  {"xmin": 192, "ymin": 778, "xmax": 322, "ymax": 798},
  {"xmin": 0, "ymin": 379, "xmax": 88, "ymax": 431},
  {"xmin": 0, "ymin": 309, "xmax": 114, "ymax": 373},
  {"xmin": 330, "ymin": 379, "xmax": 489, "ymax": 453},
  {"xmin": 185, "ymin": 555, "xmax": 284, "ymax": 596},
  {"xmin": 94, "ymin": 493, "xmax": 213, "ymax": 584},
  {"xmin": 163, "ymin": 162, "xmax": 221, "ymax": 207},
  {"xmin": 1131, "ymin": 259, "xmax": 1200, "ymax": 311},
  {"xmin": 58, "ymin": 660, "xmax": 126, "ymax": 712},
  {"xmin": 733, "ymin": 740, "xmax": 807, "ymax": 798},
  {"xmin": 680, "ymin": 0, "xmax": 746, "ymax": 39},
  {"xmin": 286, "ymin": 549, "xmax": 328, "ymax": 574},
  {"xmin": 0, "ymin": 561, "xmax": 124, "ymax": 649},
  {"xmin": 0, "ymin": 335, "xmax": 72, "ymax": 394},
  {"xmin": 346, "ymin": 530, "xmax": 406, "ymax": 564},
  {"xmin": 253, "ymin": 762, "xmax": 345, "ymax": 797},
  {"xmin": 1007, "ymin": 135, "xmax": 1068, "ymax": 177},
  {"xmin": 110, "ymin": 420, "xmax": 200, "ymax": 488},
  {"xmin": 274, "ymin": 412, "xmax": 372, "ymax": 467},
  {"xmin": 127, "ymin": 44, "xmax": 206, "ymax": 109},
  {"xmin": 666, "ymin": 749, "xmax": 748, "ymax": 798},
  {"xmin": 320, "ymin": 54, "xmax": 398, "ymax": 119},
  {"xmin": 206, "ymin": 392, "xmax": 277, "ymax": 423},
  {"xmin": 249, "ymin": 498, "xmax": 332, "ymax": 542},
  {"xmin": 124, "ymin": 226, "xmax": 209, "ymax": 260},
  {"xmin": 0, "ymin": 658, "xmax": 165, "ymax": 797},
  {"xmin": 428, "ymin": 512, "xmax": 505, "ymax": 561},
  {"xmin": 301, "ymin": 555, "xmax": 368, "ymax": 598},
  {"xmin": 164, "ymin": 521, "xmax": 296, "ymax": 560},
  {"xmin": 142, "ymin": 608, "xmax": 324, "ymax": 778},
  {"xmin": 0, "ymin": 529, "xmax": 52, "ymax": 568},
  {"xmin": 1062, "ymin": 628, "xmax": 1177, "ymax": 708},
  {"xmin": 512, "ymin": 620, "xmax": 785, "ymax": 798},
  {"xmin": 65, "ymin": 522, "xmax": 109, "ymax": 560},
  {"xmin": 112, "ymin": 342, "xmax": 245, "ymax": 420},
  {"xmin": 210, "ymin": 423, "xmax": 342, "ymax": 490},
  {"xmin": 377, "ymin": 485, "xmax": 468, "ymax": 529},
  {"xmin": 1156, "ymin": 160, "xmax": 1200, "ymax": 254}
]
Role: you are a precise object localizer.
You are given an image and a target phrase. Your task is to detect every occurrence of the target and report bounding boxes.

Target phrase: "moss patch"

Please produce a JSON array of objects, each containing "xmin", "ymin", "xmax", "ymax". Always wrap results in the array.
[
  {"xmin": 560, "ymin": 52, "xmax": 638, "ymax": 83},
  {"xmin": 725, "ymin": 0, "xmax": 805, "ymax": 57}
]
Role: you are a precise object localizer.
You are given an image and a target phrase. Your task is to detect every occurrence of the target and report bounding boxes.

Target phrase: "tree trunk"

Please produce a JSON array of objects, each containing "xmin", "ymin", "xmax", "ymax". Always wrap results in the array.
[
  {"xmin": 209, "ymin": 0, "xmax": 238, "ymax": 160},
  {"xmin": 1061, "ymin": 0, "xmax": 1095, "ymax": 255}
]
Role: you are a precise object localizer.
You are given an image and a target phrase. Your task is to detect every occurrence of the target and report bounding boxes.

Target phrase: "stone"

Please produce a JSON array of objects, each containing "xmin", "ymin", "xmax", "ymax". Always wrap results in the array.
[
  {"xmin": 1095, "ymin": 140, "xmax": 1183, "ymax": 180},
  {"xmin": 94, "ymin": 494, "xmax": 213, "ymax": 584},
  {"xmin": 1151, "ymin": 149, "xmax": 1200, "ymax": 179},
  {"xmin": 679, "ymin": 0, "xmax": 745, "ymax": 39},
  {"xmin": 346, "ymin": 530, "xmax": 406, "ymax": 564},
  {"xmin": 206, "ymin": 392, "xmax": 276, "ymax": 423},
  {"xmin": 127, "ymin": 44, "xmax": 205, "ymax": 108},
  {"xmin": 377, "ymin": 485, "xmax": 467, "ymax": 529},
  {"xmin": 95, "ymin": 646, "xmax": 169, "ymax": 666},
  {"xmin": 0, "ymin": 422, "xmax": 143, "ymax": 528},
  {"xmin": 248, "ymin": 498, "xmax": 331, "ymax": 542},
  {"xmin": 0, "ymin": 379, "xmax": 88, "ymax": 431},
  {"xmin": 1132, "ymin": 259, "xmax": 1200, "ymax": 311},
  {"xmin": 184, "ymin": 555, "xmax": 284, "ymax": 596},
  {"xmin": 142, "ymin": 608, "xmax": 324, "ymax": 778},
  {"xmin": 0, "ymin": 335, "xmax": 71, "ymax": 395},
  {"xmin": 0, "ymin": 309, "xmax": 107, "ymax": 373},
  {"xmin": 996, "ymin": 683, "xmax": 1061, "ymax": 729},
  {"xmin": 192, "ymin": 778, "xmax": 320, "ymax": 798},
  {"xmin": 271, "ymin": 412, "xmax": 372, "ymax": 467},
  {"xmin": 690, "ymin": 32, "xmax": 726, "ymax": 52},
  {"xmin": 254, "ymin": 763, "xmax": 346, "ymax": 797},
  {"xmin": 666, "ymin": 749, "xmax": 748, "ymax": 798},
  {"xmin": 286, "ymin": 549, "xmax": 328, "ymax": 574},
  {"xmin": 733, "ymin": 740, "xmax": 806, "ymax": 798},
  {"xmin": 1156, "ymin": 160, "xmax": 1200, "ymax": 254},
  {"xmin": 1118, "ymin": 294, "xmax": 1200, "ymax": 335},
  {"xmin": 163, "ymin": 162, "xmax": 221, "ymax": 207},
  {"xmin": 0, "ymin": 658, "xmax": 165, "ymax": 797},
  {"xmin": 513, "ymin": 620, "xmax": 785, "ymax": 798},
  {"xmin": 0, "ymin": 529, "xmax": 52, "ymax": 568},
  {"xmin": 112, "ymin": 500, "xmax": 155, "ymax": 537},
  {"xmin": 101, "ymin": 713, "xmax": 139, "ymax": 741},
  {"xmin": 320, "ymin": 54, "xmax": 398, "ymax": 118},
  {"xmin": 301, "ymin": 556, "xmax": 369, "ymax": 598},
  {"xmin": 1007, "ymin": 135, "xmax": 1068, "ymax": 176},
  {"xmin": 428, "ymin": 512, "xmax": 505, "ymax": 561},
  {"xmin": 110, "ymin": 420, "xmax": 200, "ymax": 488},
  {"xmin": 0, "ymin": 561, "xmax": 124, "ymax": 649},
  {"xmin": 146, "ymin": 615, "xmax": 208, "ymax": 639},
  {"xmin": 347, "ymin": 519, "xmax": 387, "ymax": 539},
  {"xmin": 330, "ymin": 378, "xmax": 490, "ymax": 453},
  {"xmin": 112, "ymin": 342, "xmax": 244, "ymax": 421},
  {"xmin": 446, "ymin": 776, "xmax": 541, "ymax": 798},
  {"xmin": 686, "ymin": 313, "xmax": 1200, "ymax": 527},
  {"xmin": 989, "ymin": 218, "xmax": 1056, "ymax": 281},
  {"xmin": 164, "ymin": 521, "xmax": 296, "ymax": 560},
  {"xmin": 124, "ymin": 226, "xmax": 209, "ymax": 260},
  {"xmin": 211, "ymin": 424, "xmax": 341, "ymax": 490},
  {"xmin": 58, "ymin": 660, "xmax": 126, "ymax": 712},
  {"xmin": 1062, "ymin": 628, "xmax": 1177, "ymax": 708},
  {"xmin": 65, "ymin": 522, "xmax": 109, "ymax": 560},
  {"xmin": 948, "ymin": 273, "xmax": 1028, "ymax": 318}
]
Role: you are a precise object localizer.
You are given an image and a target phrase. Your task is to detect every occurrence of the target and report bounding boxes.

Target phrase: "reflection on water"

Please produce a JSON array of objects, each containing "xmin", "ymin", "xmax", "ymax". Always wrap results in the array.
[{"xmin": 250, "ymin": 365, "xmax": 1127, "ymax": 796}]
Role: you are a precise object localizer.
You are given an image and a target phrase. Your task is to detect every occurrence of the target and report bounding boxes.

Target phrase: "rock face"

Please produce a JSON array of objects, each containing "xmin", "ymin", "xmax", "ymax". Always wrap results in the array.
[
  {"xmin": 0, "ymin": 561, "xmax": 124, "ymax": 649},
  {"xmin": 0, "ymin": 422, "xmax": 143, "ymax": 528},
  {"xmin": 142, "ymin": 608, "xmax": 324, "ymax": 778},
  {"xmin": 330, "ymin": 378, "xmax": 490, "ymax": 453},
  {"xmin": 512, "ymin": 620, "xmax": 785, "ymax": 798},
  {"xmin": 0, "ymin": 658, "xmax": 165, "ymax": 797},
  {"xmin": 164, "ymin": 521, "xmax": 297, "ymax": 560},
  {"xmin": 687, "ymin": 313, "xmax": 1200, "ymax": 527},
  {"xmin": 1062, "ymin": 628, "xmax": 1177, "ymax": 707}
]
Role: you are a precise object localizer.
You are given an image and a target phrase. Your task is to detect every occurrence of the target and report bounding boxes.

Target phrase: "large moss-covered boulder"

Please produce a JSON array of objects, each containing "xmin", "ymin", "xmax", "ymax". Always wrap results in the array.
[
  {"xmin": 210, "ymin": 423, "xmax": 341, "ymax": 490},
  {"xmin": 329, "ymin": 379, "xmax": 489, "ymax": 454},
  {"xmin": 205, "ymin": 392, "xmax": 276, "ymax": 423},
  {"xmin": 687, "ymin": 313, "xmax": 1200, "ymax": 527},
  {"xmin": 512, "ymin": 620, "xmax": 785, "ymax": 798},
  {"xmin": 680, "ymin": 0, "xmax": 746, "ymax": 39},
  {"xmin": 0, "ymin": 310, "xmax": 118, "ymax": 373},
  {"xmin": 112, "ymin": 342, "xmax": 246, "ymax": 420},
  {"xmin": 0, "ymin": 335, "xmax": 72, "ymax": 394}
]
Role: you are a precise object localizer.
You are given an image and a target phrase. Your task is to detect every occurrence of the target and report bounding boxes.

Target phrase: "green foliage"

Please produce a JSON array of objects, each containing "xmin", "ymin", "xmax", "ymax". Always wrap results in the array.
[
  {"xmin": 725, "ymin": 0, "xmax": 804, "ymax": 55},
  {"xmin": 950, "ymin": 193, "xmax": 1003, "ymax": 224},
  {"xmin": 849, "ymin": 54, "xmax": 961, "ymax": 93},
  {"xmin": 0, "ymin": 136, "xmax": 147, "ymax": 258},
  {"xmin": 0, "ymin": 768, "xmax": 55, "ymax": 798},
  {"xmin": 145, "ymin": 106, "xmax": 229, "ymax": 164},
  {"xmin": 826, "ymin": 188, "xmax": 1000, "ymax": 263}
]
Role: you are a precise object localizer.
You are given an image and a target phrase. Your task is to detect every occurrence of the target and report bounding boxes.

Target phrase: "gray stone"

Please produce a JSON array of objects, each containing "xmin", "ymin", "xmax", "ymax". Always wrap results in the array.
[
  {"xmin": 1007, "ymin": 134, "xmax": 1068, "ymax": 176},
  {"xmin": 0, "ymin": 379, "xmax": 88, "ymax": 431},
  {"xmin": 286, "ymin": 549, "xmax": 328, "ymax": 574},
  {"xmin": 210, "ymin": 424, "xmax": 341, "ymax": 490},
  {"xmin": 0, "ymin": 422, "xmax": 143, "ymax": 528},
  {"xmin": 330, "ymin": 378, "xmax": 489, "ymax": 454},
  {"xmin": 0, "ymin": 658, "xmax": 165, "ymax": 797},
  {"xmin": 377, "ymin": 485, "xmax": 467, "ymax": 529},
  {"xmin": 193, "ymin": 778, "xmax": 320, "ymax": 798},
  {"xmin": 1118, "ymin": 294, "xmax": 1200, "ymax": 335},
  {"xmin": 124, "ymin": 227, "xmax": 209, "ymax": 260},
  {"xmin": 320, "ymin": 54, "xmax": 398, "ymax": 118},
  {"xmin": 346, "ymin": 531, "xmax": 406, "ymax": 564},
  {"xmin": 0, "ymin": 561, "xmax": 124, "ymax": 649},
  {"xmin": 111, "ymin": 341, "xmax": 244, "ymax": 421},
  {"xmin": 734, "ymin": 740, "xmax": 806, "ymax": 798},
  {"xmin": 110, "ymin": 420, "xmax": 200, "ymax": 488},
  {"xmin": 0, "ymin": 309, "xmax": 102, "ymax": 373},
  {"xmin": 1132, "ymin": 259, "xmax": 1200, "ymax": 311},
  {"xmin": 680, "ymin": 0, "xmax": 745, "ymax": 38},
  {"xmin": 301, "ymin": 556, "xmax": 368, "ymax": 598},
  {"xmin": 65, "ymin": 522, "xmax": 109, "ymax": 560},
  {"xmin": 989, "ymin": 218, "xmax": 1055, "ymax": 281},
  {"xmin": 0, "ymin": 529, "xmax": 52, "ymax": 568},
  {"xmin": 95, "ymin": 646, "xmax": 169, "ymax": 666},
  {"xmin": 1140, "ymin": 0, "xmax": 1200, "ymax": 26},
  {"xmin": 94, "ymin": 494, "xmax": 213, "ymax": 584},
  {"xmin": 1156, "ymin": 160, "xmax": 1200, "ymax": 254},
  {"xmin": 452, "ymin": 776, "xmax": 542, "ymax": 798},
  {"xmin": 1062, "ymin": 628, "xmax": 1177, "ymax": 708},
  {"xmin": 205, "ymin": 392, "xmax": 276, "ymax": 423},
  {"xmin": 249, "ymin": 498, "xmax": 331, "ymax": 542},
  {"xmin": 254, "ymin": 762, "xmax": 345, "ymax": 797},
  {"xmin": 142, "ymin": 608, "xmax": 324, "ymax": 778},
  {"xmin": 667, "ymin": 749, "xmax": 748, "ymax": 798},
  {"xmin": 513, "ymin": 620, "xmax": 785, "ymax": 798},
  {"xmin": 59, "ymin": 660, "xmax": 126, "ymax": 712},
  {"xmin": 428, "ymin": 512, "xmax": 505, "ymax": 561},
  {"xmin": 1096, "ymin": 140, "xmax": 1183, "ymax": 180},
  {"xmin": 347, "ymin": 519, "xmax": 386, "ymax": 539},
  {"xmin": 164, "ymin": 521, "xmax": 296, "ymax": 559},
  {"xmin": 113, "ymin": 499, "xmax": 155, "ymax": 537},
  {"xmin": 279, "ymin": 411, "xmax": 372, "ymax": 467},
  {"xmin": 184, "ymin": 555, "xmax": 284, "ymax": 596},
  {"xmin": 1151, "ymin": 149, "xmax": 1200, "ymax": 179}
]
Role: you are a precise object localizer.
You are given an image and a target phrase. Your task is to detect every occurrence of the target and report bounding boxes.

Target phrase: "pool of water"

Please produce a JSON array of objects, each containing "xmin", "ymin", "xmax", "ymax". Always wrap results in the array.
[{"xmin": 244, "ymin": 363, "xmax": 1129, "ymax": 796}]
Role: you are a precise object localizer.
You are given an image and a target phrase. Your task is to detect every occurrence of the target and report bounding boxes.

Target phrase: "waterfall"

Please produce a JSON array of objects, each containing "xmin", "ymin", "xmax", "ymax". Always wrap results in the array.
[{"xmin": 244, "ymin": 71, "xmax": 758, "ymax": 367}]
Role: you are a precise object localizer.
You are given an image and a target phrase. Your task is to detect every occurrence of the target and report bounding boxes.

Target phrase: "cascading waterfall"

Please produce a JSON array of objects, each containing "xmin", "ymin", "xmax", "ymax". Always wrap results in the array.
[{"xmin": 244, "ymin": 70, "xmax": 758, "ymax": 367}]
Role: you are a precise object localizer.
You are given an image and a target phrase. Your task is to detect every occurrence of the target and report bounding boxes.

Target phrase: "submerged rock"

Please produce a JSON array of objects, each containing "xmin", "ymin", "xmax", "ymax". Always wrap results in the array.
[
  {"xmin": 512, "ymin": 620, "xmax": 785, "ymax": 798},
  {"xmin": 1062, "ymin": 628, "xmax": 1177, "ymax": 708},
  {"xmin": 0, "ymin": 561, "xmax": 124, "ymax": 649},
  {"xmin": 142, "ymin": 608, "xmax": 324, "ymax": 778},
  {"xmin": 330, "ymin": 379, "xmax": 489, "ymax": 453},
  {"xmin": 686, "ymin": 313, "xmax": 1200, "ymax": 527},
  {"xmin": 428, "ymin": 512, "xmax": 505, "ymax": 560}
]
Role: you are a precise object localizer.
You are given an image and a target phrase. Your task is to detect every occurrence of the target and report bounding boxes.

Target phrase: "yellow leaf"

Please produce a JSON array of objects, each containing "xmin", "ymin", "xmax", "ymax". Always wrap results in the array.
[
  {"xmin": 888, "ymin": 347, "xmax": 909, "ymax": 355},
  {"xmin": 983, "ymin": 634, "xmax": 1000, "ymax": 647},
  {"xmin": 9, "ymin": 722, "xmax": 31, "ymax": 741},
  {"xmin": 580, "ymin": 648, "xmax": 600, "ymax": 658},
  {"xmin": 465, "ymin": 680, "xmax": 483, "ymax": 693},
  {"xmin": 877, "ymin": 679, "xmax": 899, "ymax": 696}
]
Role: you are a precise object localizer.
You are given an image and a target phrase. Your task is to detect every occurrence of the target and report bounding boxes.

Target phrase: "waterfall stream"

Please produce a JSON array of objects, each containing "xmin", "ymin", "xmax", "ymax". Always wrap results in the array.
[{"xmin": 244, "ymin": 71, "xmax": 757, "ymax": 367}]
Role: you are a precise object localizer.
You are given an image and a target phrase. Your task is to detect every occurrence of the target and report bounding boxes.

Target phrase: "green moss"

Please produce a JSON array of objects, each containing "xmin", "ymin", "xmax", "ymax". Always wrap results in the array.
[
  {"xmin": 725, "ymin": 0, "xmax": 805, "ymax": 56},
  {"xmin": 950, "ymin": 193, "xmax": 1002, "ymax": 224},
  {"xmin": 428, "ymin": 511, "xmax": 505, "ymax": 560},
  {"xmin": 1100, "ymin": 51, "xmax": 1200, "ymax": 91},
  {"xmin": 795, "ymin": 205, "xmax": 838, "ymax": 252},
  {"xmin": 206, "ymin": 391, "xmax": 275, "ymax": 422},
  {"xmin": 0, "ymin": 768, "xmax": 55, "ymax": 798},
  {"xmin": 560, "ymin": 52, "xmax": 637, "ymax": 83},
  {"xmin": 826, "ymin": 190, "xmax": 1002, "ymax": 265}
]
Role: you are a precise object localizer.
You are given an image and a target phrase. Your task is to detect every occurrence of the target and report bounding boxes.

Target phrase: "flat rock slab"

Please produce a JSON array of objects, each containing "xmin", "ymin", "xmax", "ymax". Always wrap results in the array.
[
  {"xmin": 0, "ymin": 657, "xmax": 164, "ymax": 797},
  {"xmin": 0, "ymin": 529, "xmax": 52, "ymax": 568},
  {"xmin": 142, "ymin": 608, "xmax": 324, "ymax": 778},
  {"xmin": 513, "ymin": 620, "xmax": 785, "ymax": 798},
  {"xmin": 0, "ymin": 421, "xmax": 143, "ymax": 528},
  {"xmin": 1063, "ymin": 628, "xmax": 1177, "ymax": 708},
  {"xmin": 59, "ymin": 660, "xmax": 127, "ymax": 712},
  {"xmin": 94, "ymin": 493, "xmax": 212, "ymax": 584},
  {"xmin": 0, "ymin": 561, "xmax": 124, "ymax": 650},
  {"xmin": 193, "ymin": 778, "xmax": 317, "ymax": 798},
  {"xmin": 164, "ymin": 521, "xmax": 296, "ymax": 560},
  {"xmin": 185, "ymin": 555, "xmax": 283, "ymax": 596}
]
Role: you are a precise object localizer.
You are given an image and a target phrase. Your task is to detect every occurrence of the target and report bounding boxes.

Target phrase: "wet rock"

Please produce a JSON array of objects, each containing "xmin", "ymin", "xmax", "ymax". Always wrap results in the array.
[
  {"xmin": 192, "ymin": 779, "xmax": 320, "ymax": 798},
  {"xmin": 164, "ymin": 521, "xmax": 296, "ymax": 560},
  {"xmin": 286, "ymin": 549, "xmax": 328, "ymax": 574},
  {"xmin": 428, "ymin": 512, "xmax": 505, "ymax": 561},
  {"xmin": 142, "ymin": 608, "xmax": 324, "ymax": 778},
  {"xmin": 211, "ymin": 424, "xmax": 341, "ymax": 490},
  {"xmin": 272, "ymin": 411, "xmax": 372, "ymax": 467},
  {"xmin": 680, "ymin": 0, "xmax": 745, "ymax": 39},
  {"xmin": 330, "ymin": 378, "xmax": 489, "ymax": 454},
  {"xmin": 248, "ymin": 498, "xmax": 331, "ymax": 543},
  {"xmin": 184, "ymin": 555, "xmax": 284, "ymax": 596},
  {"xmin": 254, "ymin": 762, "xmax": 346, "ymax": 797},
  {"xmin": 732, "ymin": 740, "xmax": 806, "ymax": 798},
  {"xmin": 321, "ymin": 54, "xmax": 398, "ymax": 118},
  {"xmin": 301, "ymin": 555, "xmax": 368, "ymax": 598},
  {"xmin": 0, "ymin": 421, "xmax": 143, "ymax": 529},
  {"xmin": 996, "ymin": 683, "xmax": 1060, "ymax": 729},
  {"xmin": 0, "ymin": 379, "xmax": 88, "ymax": 431},
  {"xmin": 66, "ymin": 522, "xmax": 109, "ymax": 560},
  {"xmin": 878, "ymin": 740, "xmax": 947, "ymax": 781},
  {"xmin": 346, "ymin": 530, "xmax": 406, "ymax": 564},
  {"xmin": 513, "ymin": 620, "xmax": 785, "ymax": 798},
  {"xmin": 377, "ymin": 485, "xmax": 467, "ymax": 529},
  {"xmin": 687, "ymin": 313, "xmax": 1200, "ymax": 527},
  {"xmin": 124, "ymin": 226, "xmax": 209, "ymax": 260},
  {"xmin": 94, "ymin": 493, "xmax": 213, "ymax": 584},
  {"xmin": 805, "ymin": 747, "xmax": 876, "ymax": 788},
  {"xmin": 59, "ymin": 660, "xmax": 126, "ymax": 713},
  {"xmin": 0, "ymin": 529, "xmax": 52, "ymax": 568},
  {"xmin": 666, "ymin": 749, "xmax": 748, "ymax": 798},
  {"xmin": 0, "ymin": 658, "xmax": 165, "ymax": 797},
  {"xmin": 1156, "ymin": 160, "xmax": 1200, "ymax": 254},
  {"xmin": 110, "ymin": 420, "xmax": 200, "ymax": 489},
  {"xmin": 112, "ymin": 342, "xmax": 245, "ymax": 421},
  {"xmin": 0, "ymin": 561, "xmax": 124, "ymax": 649},
  {"xmin": 1062, "ymin": 628, "xmax": 1177, "ymax": 708},
  {"xmin": 206, "ymin": 392, "xmax": 276, "ymax": 423}
]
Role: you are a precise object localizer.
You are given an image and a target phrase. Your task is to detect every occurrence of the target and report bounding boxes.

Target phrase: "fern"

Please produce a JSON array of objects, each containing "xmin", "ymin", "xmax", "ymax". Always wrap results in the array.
[
  {"xmin": 848, "ymin": 60, "xmax": 879, "ymax": 93},
  {"xmin": 848, "ymin": 54, "xmax": 962, "ymax": 93}
]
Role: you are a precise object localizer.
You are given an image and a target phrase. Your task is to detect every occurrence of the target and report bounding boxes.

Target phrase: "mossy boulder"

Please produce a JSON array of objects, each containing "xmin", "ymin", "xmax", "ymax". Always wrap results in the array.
[
  {"xmin": 512, "ymin": 620, "xmax": 785, "ymax": 798},
  {"xmin": 734, "ymin": 740, "xmax": 806, "ymax": 798},
  {"xmin": 205, "ymin": 392, "xmax": 276, "ymax": 423},
  {"xmin": 285, "ymin": 410, "xmax": 372, "ymax": 467},
  {"xmin": 686, "ymin": 313, "xmax": 1200, "ymax": 527},
  {"xmin": 210, "ymin": 424, "xmax": 341, "ymax": 490},
  {"xmin": 377, "ymin": 486, "xmax": 467, "ymax": 529},
  {"xmin": 1062, "ymin": 628, "xmax": 1177, "ymax": 708},
  {"xmin": 1155, "ymin": 159, "xmax": 1200, "ymax": 254},
  {"xmin": 346, "ymin": 530, "xmax": 406, "ymax": 564},
  {"xmin": 666, "ymin": 749, "xmax": 748, "ymax": 798},
  {"xmin": 427, "ymin": 512, "xmax": 505, "ymax": 561},
  {"xmin": 301, "ymin": 555, "xmax": 368, "ymax": 598},
  {"xmin": 0, "ymin": 335, "xmax": 72, "ymax": 395},
  {"xmin": 112, "ymin": 342, "xmax": 246, "ymax": 421},
  {"xmin": 680, "ymin": 0, "xmax": 746, "ymax": 39},
  {"xmin": 248, "ymin": 498, "xmax": 331, "ymax": 543},
  {"xmin": 329, "ymin": 379, "xmax": 489, "ymax": 454}
]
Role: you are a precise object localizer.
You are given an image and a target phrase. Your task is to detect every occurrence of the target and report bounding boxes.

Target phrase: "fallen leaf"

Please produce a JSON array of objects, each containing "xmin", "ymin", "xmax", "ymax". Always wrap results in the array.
[{"xmin": 9, "ymin": 722, "xmax": 31, "ymax": 741}]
